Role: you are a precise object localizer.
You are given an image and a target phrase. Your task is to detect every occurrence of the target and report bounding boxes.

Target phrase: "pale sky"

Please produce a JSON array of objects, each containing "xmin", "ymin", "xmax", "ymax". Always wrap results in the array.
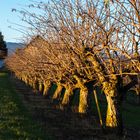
[{"xmin": 0, "ymin": 0, "xmax": 32, "ymax": 42}]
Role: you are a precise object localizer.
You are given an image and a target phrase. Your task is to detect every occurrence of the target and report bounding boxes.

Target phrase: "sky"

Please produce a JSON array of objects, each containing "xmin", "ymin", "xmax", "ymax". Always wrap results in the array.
[{"xmin": 0, "ymin": 0, "xmax": 32, "ymax": 42}]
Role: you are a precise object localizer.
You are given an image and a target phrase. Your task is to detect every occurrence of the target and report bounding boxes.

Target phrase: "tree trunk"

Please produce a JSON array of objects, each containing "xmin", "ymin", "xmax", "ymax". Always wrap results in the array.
[
  {"xmin": 61, "ymin": 86, "xmax": 73, "ymax": 107},
  {"xmin": 32, "ymin": 82, "xmax": 36, "ymax": 89},
  {"xmin": 23, "ymin": 75, "xmax": 28, "ymax": 84},
  {"xmin": 87, "ymin": 54, "xmax": 123, "ymax": 134},
  {"xmin": 43, "ymin": 81, "xmax": 51, "ymax": 96},
  {"xmin": 79, "ymin": 86, "xmax": 88, "ymax": 113},
  {"xmin": 52, "ymin": 84, "xmax": 63, "ymax": 100},
  {"xmin": 39, "ymin": 82, "xmax": 43, "ymax": 93},
  {"xmin": 105, "ymin": 94, "xmax": 123, "ymax": 134},
  {"xmin": 28, "ymin": 79, "xmax": 32, "ymax": 87}
]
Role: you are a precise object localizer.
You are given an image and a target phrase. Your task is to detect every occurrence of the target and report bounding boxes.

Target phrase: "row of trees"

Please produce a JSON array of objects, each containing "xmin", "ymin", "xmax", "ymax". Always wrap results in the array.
[{"xmin": 6, "ymin": 0, "xmax": 140, "ymax": 135}]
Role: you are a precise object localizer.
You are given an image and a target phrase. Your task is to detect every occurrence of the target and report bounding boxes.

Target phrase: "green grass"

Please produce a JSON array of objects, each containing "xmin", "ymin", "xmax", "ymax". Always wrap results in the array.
[
  {"xmin": 51, "ymin": 83, "xmax": 140, "ymax": 129},
  {"xmin": 0, "ymin": 72, "xmax": 52, "ymax": 140},
  {"xmin": 88, "ymin": 87, "xmax": 140, "ymax": 128},
  {"xmin": 123, "ymin": 102, "xmax": 140, "ymax": 128},
  {"xmin": 1, "ymin": 70, "xmax": 139, "ymax": 139},
  {"xmin": 123, "ymin": 92, "xmax": 140, "ymax": 128}
]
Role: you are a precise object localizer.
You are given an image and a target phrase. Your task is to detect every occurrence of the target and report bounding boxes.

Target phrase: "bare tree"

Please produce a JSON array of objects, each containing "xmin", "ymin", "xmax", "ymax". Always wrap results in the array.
[{"xmin": 6, "ymin": 0, "xmax": 140, "ymax": 135}]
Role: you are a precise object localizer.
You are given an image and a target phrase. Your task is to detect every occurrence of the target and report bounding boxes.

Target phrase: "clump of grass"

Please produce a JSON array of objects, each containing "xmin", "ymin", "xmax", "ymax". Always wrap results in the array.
[
  {"xmin": 0, "ymin": 72, "xmax": 52, "ymax": 140},
  {"xmin": 123, "ymin": 92, "xmax": 140, "ymax": 128}
]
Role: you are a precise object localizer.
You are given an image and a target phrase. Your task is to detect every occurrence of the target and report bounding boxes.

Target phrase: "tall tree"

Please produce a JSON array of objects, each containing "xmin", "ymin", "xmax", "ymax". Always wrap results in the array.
[
  {"xmin": 0, "ymin": 32, "xmax": 6, "ymax": 49},
  {"xmin": 6, "ymin": 0, "xmax": 140, "ymax": 135}
]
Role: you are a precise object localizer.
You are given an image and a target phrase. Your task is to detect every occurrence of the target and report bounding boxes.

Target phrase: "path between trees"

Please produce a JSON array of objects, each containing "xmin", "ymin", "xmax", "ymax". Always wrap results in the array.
[
  {"xmin": 10, "ymin": 74, "xmax": 140, "ymax": 140},
  {"xmin": 11, "ymin": 75, "xmax": 105, "ymax": 140}
]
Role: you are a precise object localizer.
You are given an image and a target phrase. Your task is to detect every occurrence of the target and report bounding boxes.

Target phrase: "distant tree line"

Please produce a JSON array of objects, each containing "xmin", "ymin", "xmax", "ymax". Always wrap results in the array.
[{"xmin": 0, "ymin": 32, "xmax": 7, "ymax": 59}]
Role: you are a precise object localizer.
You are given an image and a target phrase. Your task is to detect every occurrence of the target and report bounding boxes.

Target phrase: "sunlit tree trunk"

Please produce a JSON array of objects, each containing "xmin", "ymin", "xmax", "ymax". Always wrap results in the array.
[
  {"xmin": 38, "ymin": 82, "xmax": 43, "ymax": 93},
  {"xmin": 104, "ymin": 87, "xmax": 123, "ymax": 134},
  {"xmin": 23, "ymin": 75, "xmax": 28, "ymax": 84},
  {"xmin": 52, "ymin": 84, "xmax": 63, "ymax": 100},
  {"xmin": 79, "ymin": 86, "xmax": 88, "ymax": 113},
  {"xmin": 28, "ymin": 79, "xmax": 32, "ymax": 87},
  {"xmin": 74, "ymin": 75, "xmax": 88, "ymax": 113},
  {"xmin": 87, "ymin": 54, "xmax": 122, "ymax": 131},
  {"xmin": 32, "ymin": 81, "xmax": 36, "ymax": 90},
  {"xmin": 43, "ymin": 81, "xmax": 51, "ymax": 96},
  {"xmin": 61, "ymin": 85, "xmax": 73, "ymax": 108},
  {"xmin": 106, "ymin": 96, "xmax": 121, "ymax": 126}
]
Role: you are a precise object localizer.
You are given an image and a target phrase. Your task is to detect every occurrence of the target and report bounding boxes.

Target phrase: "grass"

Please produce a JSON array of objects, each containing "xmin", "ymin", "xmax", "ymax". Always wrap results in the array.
[
  {"xmin": 56, "ymin": 82, "xmax": 140, "ymax": 129},
  {"xmin": 123, "ymin": 102, "xmax": 140, "ymax": 128},
  {"xmin": 0, "ymin": 72, "xmax": 52, "ymax": 140},
  {"xmin": 52, "ymin": 84, "xmax": 140, "ymax": 129},
  {"xmin": 1, "ymin": 70, "xmax": 139, "ymax": 139},
  {"xmin": 86, "ymin": 87, "xmax": 140, "ymax": 129},
  {"xmin": 123, "ymin": 92, "xmax": 140, "ymax": 128}
]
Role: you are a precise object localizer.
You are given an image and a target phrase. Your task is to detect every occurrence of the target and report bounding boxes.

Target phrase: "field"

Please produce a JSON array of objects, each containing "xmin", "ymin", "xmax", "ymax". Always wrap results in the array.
[
  {"xmin": 0, "ymin": 70, "xmax": 140, "ymax": 140},
  {"xmin": 0, "ymin": 72, "xmax": 51, "ymax": 140}
]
